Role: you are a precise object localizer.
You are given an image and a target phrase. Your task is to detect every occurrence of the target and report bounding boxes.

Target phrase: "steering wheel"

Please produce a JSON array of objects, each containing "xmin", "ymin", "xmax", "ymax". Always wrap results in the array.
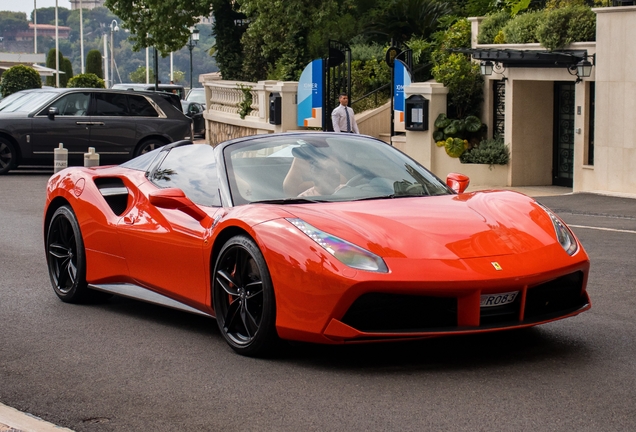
[
  {"xmin": 344, "ymin": 173, "xmax": 374, "ymax": 188},
  {"xmin": 405, "ymin": 183, "xmax": 430, "ymax": 196}
]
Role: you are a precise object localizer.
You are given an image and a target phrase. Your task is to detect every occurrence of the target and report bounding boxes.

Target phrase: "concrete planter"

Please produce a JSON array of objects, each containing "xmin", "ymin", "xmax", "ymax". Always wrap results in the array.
[{"xmin": 432, "ymin": 148, "xmax": 509, "ymax": 187}]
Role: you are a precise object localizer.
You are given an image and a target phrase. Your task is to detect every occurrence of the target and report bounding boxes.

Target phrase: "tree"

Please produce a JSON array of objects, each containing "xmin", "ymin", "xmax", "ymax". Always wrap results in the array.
[
  {"xmin": 0, "ymin": 12, "xmax": 29, "ymax": 39},
  {"xmin": 46, "ymin": 49, "xmax": 65, "ymax": 87},
  {"xmin": 365, "ymin": 0, "xmax": 452, "ymax": 44},
  {"xmin": 61, "ymin": 57, "xmax": 74, "ymax": 87},
  {"xmin": 129, "ymin": 66, "xmax": 154, "ymax": 83},
  {"xmin": 171, "ymin": 70, "xmax": 185, "ymax": 83},
  {"xmin": 86, "ymin": 50, "xmax": 104, "ymax": 79},
  {"xmin": 0, "ymin": 65, "xmax": 42, "ymax": 98},
  {"xmin": 104, "ymin": 0, "xmax": 212, "ymax": 54},
  {"xmin": 33, "ymin": 7, "xmax": 71, "ymax": 25},
  {"xmin": 209, "ymin": 0, "xmax": 248, "ymax": 80}
]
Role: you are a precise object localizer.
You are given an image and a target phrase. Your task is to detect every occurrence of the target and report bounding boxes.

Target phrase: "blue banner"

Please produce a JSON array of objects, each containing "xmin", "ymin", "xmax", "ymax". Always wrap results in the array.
[
  {"xmin": 393, "ymin": 59, "xmax": 411, "ymax": 133},
  {"xmin": 297, "ymin": 59, "xmax": 323, "ymax": 128}
]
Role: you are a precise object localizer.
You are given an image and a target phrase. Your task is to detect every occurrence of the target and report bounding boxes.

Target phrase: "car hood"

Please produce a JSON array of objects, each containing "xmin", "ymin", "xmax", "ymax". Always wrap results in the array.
[{"xmin": 282, "ymin": 191, "xmax": 558, "ymax": 260}]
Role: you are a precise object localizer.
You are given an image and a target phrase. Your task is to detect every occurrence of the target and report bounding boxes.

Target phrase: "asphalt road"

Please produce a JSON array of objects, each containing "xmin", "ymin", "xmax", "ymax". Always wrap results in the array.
[{"xmin": 1, "ymin": 172, "xmax": 635, "ymax": 432}]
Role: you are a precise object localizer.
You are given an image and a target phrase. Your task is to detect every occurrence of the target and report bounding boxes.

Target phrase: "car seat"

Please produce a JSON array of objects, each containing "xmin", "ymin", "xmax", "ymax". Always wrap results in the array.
[{"xmin": 74, "ymin": 99, "xmax": 88, "ymax": 116}]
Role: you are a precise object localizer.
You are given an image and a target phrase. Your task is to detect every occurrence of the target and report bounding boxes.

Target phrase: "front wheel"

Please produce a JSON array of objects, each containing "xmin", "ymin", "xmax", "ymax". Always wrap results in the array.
[
  {"xmin": 213, "ymin": 235, "xmax": 278, "ymax": 356},
  {"xmin": 0, "ymin": 137, "xmax": 17, "ymax": 175}
]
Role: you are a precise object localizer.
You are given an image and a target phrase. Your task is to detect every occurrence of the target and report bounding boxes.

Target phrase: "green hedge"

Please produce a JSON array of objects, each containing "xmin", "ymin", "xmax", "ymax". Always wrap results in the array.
[
  {"xmin": 477, "ymin": 11, "xmax": 511, "ymax": 44},
  {"xmin": 502, "ymin": 10, "xmax": 545, "ymax": 44},
  {"xmin": 537, "ymin": 5, "xmax": 596, "ymax": 50},
  {"xmin": 479, "ymin": 6, "xmax": 596, "ymax": 49},
  {"xmin": 67, "ymin": 73, "xmax": 105, "ymax": 88},
  {"xmin": 0, "ymin": 65, "xmax": 42, "ymax": 97}
]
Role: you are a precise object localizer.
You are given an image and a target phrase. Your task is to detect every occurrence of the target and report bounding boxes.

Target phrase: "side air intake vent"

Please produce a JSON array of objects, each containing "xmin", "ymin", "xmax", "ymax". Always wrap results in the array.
[{"xmin": 94, "ymin": 178, "xmax": 129, "ymax": 216}]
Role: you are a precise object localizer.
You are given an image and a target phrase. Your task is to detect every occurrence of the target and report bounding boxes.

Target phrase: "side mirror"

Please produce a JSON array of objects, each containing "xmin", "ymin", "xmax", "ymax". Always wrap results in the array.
[
  {"xmin": 48, "ymin": 107, "xmax": 59, "ymax": 119},
  {"xmin": 446, "ymin": 172, "xmax": 470, "ymax": 194},
  {"xmin": 149, "ymin": 187, "xmax": 208, "ymax": 222}
]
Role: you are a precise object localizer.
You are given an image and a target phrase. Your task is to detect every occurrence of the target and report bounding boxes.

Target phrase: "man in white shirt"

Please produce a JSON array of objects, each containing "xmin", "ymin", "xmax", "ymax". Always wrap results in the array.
[{"xmin": 331, "ymin": 93, "xmax": 359, "ymax": 134}]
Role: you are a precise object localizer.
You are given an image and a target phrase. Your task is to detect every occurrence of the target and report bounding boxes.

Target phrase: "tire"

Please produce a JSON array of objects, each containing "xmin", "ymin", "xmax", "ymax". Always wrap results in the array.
[
  {"xmin": 213, "ymin": 235, "xmax": 278, "ymax": 356},
  {"xmin": 134, "ymin": 139, "xmax": 166, "ymax": 157},
  {"xmin": 0, "ymin": 137, "xmax": 17, "ymax": 175},
  {"xmin": 46, "ymin": 206, "xmax": 108, "ymax": 303}
]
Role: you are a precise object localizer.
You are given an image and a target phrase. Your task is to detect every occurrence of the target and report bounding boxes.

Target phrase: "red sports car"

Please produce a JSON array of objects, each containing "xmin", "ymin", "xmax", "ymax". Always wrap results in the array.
[{"xmin": 44, "ymin": 133, "xmax": 590, "ymax": 356}]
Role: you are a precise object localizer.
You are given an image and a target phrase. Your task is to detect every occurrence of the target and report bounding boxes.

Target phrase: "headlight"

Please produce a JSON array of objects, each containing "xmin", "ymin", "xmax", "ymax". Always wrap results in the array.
[
  {"xmin": 537, "ymin": 203, "xmax": 578, "ymax": 255},
  {"xmin": 287, "ymin": 218, "xmax": 388, "ymax": 273}
]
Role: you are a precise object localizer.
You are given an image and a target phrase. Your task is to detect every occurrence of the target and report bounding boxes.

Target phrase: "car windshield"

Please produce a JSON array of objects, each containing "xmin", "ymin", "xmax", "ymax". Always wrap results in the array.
[
  {"xmin": 0, "ymin": 91, "xmax": 57, "ymax": 113},
  {"xmin": 186, "ymin": 89, "xmax": 205, "ymax": 104},
  {"xmin": 224, "ymin": 134, "xmax": 452, "ymax": 205}
]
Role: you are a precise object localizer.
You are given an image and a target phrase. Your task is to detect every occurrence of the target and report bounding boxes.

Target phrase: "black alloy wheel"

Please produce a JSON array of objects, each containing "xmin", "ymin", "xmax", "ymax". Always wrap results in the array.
[
  {"xmin": 134, "ymin": 139, "xmax": 165, "ymax": 157},
  {"xmin": 46, "ymin": 206, "xmax": 106, "ymax": 303},
  {"xmin": 213, "ymin": 236, "xmax": 277, "ymax": 356},
  {"xmin": 0, "ymin": 138, "xmax": 17, "ymax": 175}
]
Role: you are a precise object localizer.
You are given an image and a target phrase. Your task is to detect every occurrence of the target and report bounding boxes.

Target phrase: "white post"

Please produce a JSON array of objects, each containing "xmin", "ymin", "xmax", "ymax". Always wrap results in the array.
[
  {"xmin": 145, "ymin": 47, "xmax": 149, "ymax": 84},
  {"xmin": 79, "ymin": 0, "xmax": 84, "ymax": 73},
  {"xmin": 103, "ymin": 34, "xmax": 109, "ymax": 88},
  {"xmin": 33, "ymin": 0, "xmax": 37, "ymax": 54},
  {"xmin": 170, "ymin": 52, "xmax": 174, "ymax": 83},
  {"xmin": 55, "ymin": 0, "xmax": 59, "ymax": 87},
  {"xmin": 110, "ymin": 29, "xmax": 114, "ymax": 88}
]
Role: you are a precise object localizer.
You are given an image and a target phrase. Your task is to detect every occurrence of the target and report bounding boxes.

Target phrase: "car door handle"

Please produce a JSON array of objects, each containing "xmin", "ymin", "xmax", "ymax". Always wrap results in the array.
[
  {"xmin": 76, "ymin": 121, "xmax": 92, "ymax": 125},
  {"xmin": 90, "ymin": 122, "xmax": 105, "ymax": 126}
]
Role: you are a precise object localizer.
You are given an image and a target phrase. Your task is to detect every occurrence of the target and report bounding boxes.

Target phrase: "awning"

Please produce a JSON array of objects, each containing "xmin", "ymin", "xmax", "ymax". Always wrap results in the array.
[
  {"xmin": 455, "ymin": 48, "xmax": 588, "ymax": 68},
  {"xmin": 31, "ymin": 64, "xmax": 66, "ymax": 77},
  {"xmin": 0, "ymin": 64, "xmax": 65, "ymax": 77}
]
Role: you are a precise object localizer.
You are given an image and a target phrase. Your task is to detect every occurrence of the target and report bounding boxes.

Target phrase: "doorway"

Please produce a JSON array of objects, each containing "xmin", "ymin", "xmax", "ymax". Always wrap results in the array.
[{"xmin": 552, "ymin": 82, "xmax": 575, "ymax": 187}]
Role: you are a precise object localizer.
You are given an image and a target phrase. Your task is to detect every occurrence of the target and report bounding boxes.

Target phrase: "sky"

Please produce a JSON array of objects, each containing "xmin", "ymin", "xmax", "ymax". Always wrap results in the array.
[{"xmin": 2, "ymin": 0, "xmax": 73, "ymax": 20}]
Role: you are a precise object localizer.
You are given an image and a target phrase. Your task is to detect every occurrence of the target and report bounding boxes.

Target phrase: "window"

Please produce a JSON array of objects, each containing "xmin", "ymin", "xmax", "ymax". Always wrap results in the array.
[
  {"xmin": 128, "ymin": 94, "xmax": 159, "ymax": 117},
  {"xmin": 93, "ymin": 92, "xmax": 129, "ymax": 116},
  {"xmin": 45, "ymin": 92, "xmax": 91, "ymax": 116},
  {"xmin": 150, "ymin": 144, "xmax": 221, "ymax": 207}
]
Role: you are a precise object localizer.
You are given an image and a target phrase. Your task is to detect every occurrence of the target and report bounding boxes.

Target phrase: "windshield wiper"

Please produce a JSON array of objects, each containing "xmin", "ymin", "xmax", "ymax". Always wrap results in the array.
[
  {"xmin": 351, "ymin": 194, "xmax": 425, "ymax": 201},
  {"xmin": 249, "ymin": 197, "xmax": 324, "ymax": 204}
]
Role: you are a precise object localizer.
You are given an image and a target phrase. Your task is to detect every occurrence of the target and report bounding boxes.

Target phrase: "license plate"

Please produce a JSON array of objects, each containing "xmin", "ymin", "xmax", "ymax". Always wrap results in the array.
[{"xmin": 480, "ymin": 291, "xmax": 519, "ymax": 308}]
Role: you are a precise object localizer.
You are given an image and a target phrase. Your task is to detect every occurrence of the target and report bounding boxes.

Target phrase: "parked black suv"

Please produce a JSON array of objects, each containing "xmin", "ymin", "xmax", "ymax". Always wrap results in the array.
[{"xmin": 0, "ymin": 88, "xmax": 193, "ymax": 174}]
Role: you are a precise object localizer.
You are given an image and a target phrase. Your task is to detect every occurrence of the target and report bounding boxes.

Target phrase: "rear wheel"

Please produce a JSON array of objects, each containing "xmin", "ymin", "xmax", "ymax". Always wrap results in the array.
[
  {"xmin": 134, "ymin": 139, "xmax": 166, "ymax": 157},
  {"xmin": 46, "ymin": 206, "xmax": 109, "ymax": 303},
  {"xmin": 213, "ymin": 235, "xmax": 278, "ymax": 356},
  {"xmin": 0, "ymin": 137, "xmax": 17, "ymax": 175}
]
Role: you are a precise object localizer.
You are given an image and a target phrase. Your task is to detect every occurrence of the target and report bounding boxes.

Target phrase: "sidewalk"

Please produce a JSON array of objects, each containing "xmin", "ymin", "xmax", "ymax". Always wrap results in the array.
[
  {"xmin": 467, "ymin": 185, "xmax": 574, "ymax": 197},
  {"xmin": 0, "ymin": 403, "xmax": 73, "ymax": 432}
]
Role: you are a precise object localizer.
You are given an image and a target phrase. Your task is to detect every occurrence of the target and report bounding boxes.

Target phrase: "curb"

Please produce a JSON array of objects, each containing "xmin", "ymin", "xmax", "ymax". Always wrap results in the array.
[{"xmin": 0, "ymin": 404, "xmax": 74, "ymax": 432}]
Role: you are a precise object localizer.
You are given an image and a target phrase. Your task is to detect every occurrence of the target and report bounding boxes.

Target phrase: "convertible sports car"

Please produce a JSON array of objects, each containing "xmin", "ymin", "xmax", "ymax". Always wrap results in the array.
[{"xmin": 44, "ymin": 133, "xmax": 591, "ymax": 356}]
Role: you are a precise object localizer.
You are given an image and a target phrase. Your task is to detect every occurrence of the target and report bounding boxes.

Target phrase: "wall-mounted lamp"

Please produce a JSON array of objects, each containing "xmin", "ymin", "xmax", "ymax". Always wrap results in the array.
[
  {"xmin": 480, "ymin": 60, "xmax": 507, "ymax": 81},
  {"xmin": 568, "ymin": 54, "xmax": 595, "ymax": 84}
]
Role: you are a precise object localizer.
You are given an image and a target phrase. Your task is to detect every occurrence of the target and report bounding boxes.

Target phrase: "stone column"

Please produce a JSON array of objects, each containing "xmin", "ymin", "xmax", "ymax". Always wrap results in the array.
[
  {"xmin": 403, "ymin": 81, "xmax": 448, "ymax": 172},
  {"xmin": 264, "ymin": 81, "xmax": 299, "ymax": 133}
]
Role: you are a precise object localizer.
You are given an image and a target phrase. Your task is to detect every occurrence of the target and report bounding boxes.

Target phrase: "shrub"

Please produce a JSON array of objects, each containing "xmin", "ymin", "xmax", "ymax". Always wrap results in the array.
[
  {"xmin": 493, "ymin": 30, "xmax": 506, "ymax": 44},
  {"xmin": 350, "ymin": 58, "xmax": 391, "ymax": 112},
  {"xmin": 502, "ymin": 10, "xmax": 545, "ymax": 44},
  {"xmin": 86, "ymin": 50, "xmax": 103, "ymax": 79},
  {"xmin": 460, "ymin": 137, "xmax": 510, "ymax": 166},
  {"xmin": 477, "ymin": 11, "xmax": 511, "ymax": 44},
  {"xmin": 0, "ymin": 64, "xmax": 42, "ymax": 97},
  {"xmin": 67, "ymin": 73, "xmax": 105, "ymax": 88},
  {"xmin": 537, "ymin": 5, "xmax": 596, "ymax": 51},
  {"xmin": 432, "ymin": 53, "xmax": 483, "ymax": 118}
]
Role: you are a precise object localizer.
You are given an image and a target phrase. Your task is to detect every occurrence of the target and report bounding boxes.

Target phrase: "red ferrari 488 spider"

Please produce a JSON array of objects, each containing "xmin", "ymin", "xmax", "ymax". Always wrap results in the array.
[{"xmin": 44, "ymin": 133, "xmax": 590, "ymax": 356}]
